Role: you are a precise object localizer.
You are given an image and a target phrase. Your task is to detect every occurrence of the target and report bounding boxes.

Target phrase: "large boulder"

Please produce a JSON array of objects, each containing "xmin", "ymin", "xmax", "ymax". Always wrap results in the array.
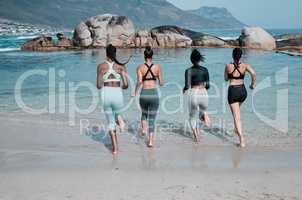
[
  {"xmin": 134, "ymin": 29, "xmax": 153, "ymax": 47},
  {"xmin": 192, "ymin": 35, "xmax": 227, "ymax": 47},
  {"xmin": 73, "ymin": 22, "xmax": 92, "ymax": 47},
  {"xmin": 239, "ymin": 27, "xmax": 276, "ymax": 50},
  {"xmin": 150, "ymin": 26, "xmax": 192, "ymax": 48},
  {"xmin": 73, "ymin": 14, "xmax": 135, "ymax": 48}
]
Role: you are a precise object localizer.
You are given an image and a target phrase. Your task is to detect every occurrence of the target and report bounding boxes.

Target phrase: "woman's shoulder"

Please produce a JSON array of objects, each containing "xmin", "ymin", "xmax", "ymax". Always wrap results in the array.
[
  {"xmin": 240, "ymin": 63, "xmax": 250, "ymax": 70},
  {"xmin": 241, "ymin": 63, "xmax": 250, "ymax": 67},
  {"xmin": 137, "ymin": 63, "xmax": 145, "ymax": 70},
  {"xmin": 98, "ymin": 62, "xmax": 107, "ymax": 70},
  {"xmin": 115, "ymin": 63, "xmax": 125, "ymax": 69},
  {"xmin": 200, "ymin": 65, "xmax": 208, "ymax": 71}
]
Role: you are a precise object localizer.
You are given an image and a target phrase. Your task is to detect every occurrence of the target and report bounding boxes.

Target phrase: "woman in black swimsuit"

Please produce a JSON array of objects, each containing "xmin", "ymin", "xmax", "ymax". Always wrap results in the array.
[{"xmin": 224, "ymin": 48, "xmax": 256, "ymax": 148}]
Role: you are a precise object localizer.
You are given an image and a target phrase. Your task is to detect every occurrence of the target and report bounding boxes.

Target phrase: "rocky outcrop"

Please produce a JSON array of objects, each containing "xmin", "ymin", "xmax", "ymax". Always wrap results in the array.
[
  {"xmin": 274, "ymin": 34, "xmax": 302, "ymax": 41},
  {"xmin": 56, "ymin": 33, "xmax": 73, "ymax": 47},
  {"xmin": 239, "ymin": 27, "xmax": 276, "ymax": 50},
  {"xmin": 21, "ymin": 14, "xmax": 301, "ymax": 54},
  {"xmin": 192, "ymin": 35, "xmax": 227, "ymax": 47},
  {"xmin": 21, "ymin": 34, "xmax": 78, "ymax": 51},
  {"xmin": 134, "ymin": 29, "xmax": 154, "ymax": 48},
  {"xmin": 21, "ymin": 36, "xmax": 56, "ymax": 51},
  {"xmin": 273, "ymin": 34, "xmax": 302, "ymax": 54},
  {"xmin": 150, "ymin": 26, "xmax": 192, "ymax": 48},
  {"xmin": 73, "ymin": 14, "xmax": 135, "ymax": 48}
]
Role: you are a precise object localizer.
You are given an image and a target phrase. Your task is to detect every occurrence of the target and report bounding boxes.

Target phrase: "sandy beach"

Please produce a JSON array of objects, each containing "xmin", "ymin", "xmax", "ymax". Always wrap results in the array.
[{"xmin": 0, "ymin": 113, "xmax": 301, "ymax": 200}]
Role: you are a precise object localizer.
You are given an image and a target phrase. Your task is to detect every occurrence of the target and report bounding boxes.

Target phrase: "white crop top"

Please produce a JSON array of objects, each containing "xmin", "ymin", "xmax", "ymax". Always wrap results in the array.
[{"xmin": 103, "ymin": 61, "xmax": 121, "ymax": 83}]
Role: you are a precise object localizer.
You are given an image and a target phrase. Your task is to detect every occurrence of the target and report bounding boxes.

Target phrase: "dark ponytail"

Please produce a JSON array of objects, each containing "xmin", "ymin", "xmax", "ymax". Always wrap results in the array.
[
  {"xmin": 144, "ymin": 46, "xmax": 153, "ymax": 59},
  {"xmin": 190, "ymin": 49, "xmax": 205, "ymax": 65},
  {"xmin": 232, "ymin": 48, "xmax": 242, "ymax": 66},
  {"xmin": 106, "ymin": 44, "xmax": 131, "ymax": 66}
]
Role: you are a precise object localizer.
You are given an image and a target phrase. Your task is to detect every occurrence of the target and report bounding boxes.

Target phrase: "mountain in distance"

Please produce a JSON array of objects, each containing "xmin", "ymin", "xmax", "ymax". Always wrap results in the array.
[
  {"xmin": 0, "ymin": 0, "xmax": 245, "ymax": 30},
  {"xmin": 188, "ymin": 6, "xmax": 245, "ymax": 28}
]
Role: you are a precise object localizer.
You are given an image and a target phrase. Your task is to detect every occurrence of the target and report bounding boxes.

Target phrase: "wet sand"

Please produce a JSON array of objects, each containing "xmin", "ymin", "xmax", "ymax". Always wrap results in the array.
[{"xmin": 0, "ymin": 115, "xmax": 302, "ymax": 200}]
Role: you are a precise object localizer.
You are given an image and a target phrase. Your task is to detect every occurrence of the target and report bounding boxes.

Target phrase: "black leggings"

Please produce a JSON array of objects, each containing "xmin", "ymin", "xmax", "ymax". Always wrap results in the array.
[
  {"xmin": 228, "ymin": 84, "xmax": 247, "ymax": 104},
  {"xmin": 139, "ymin": 88, "xmax": 159, "ymax": 133}
]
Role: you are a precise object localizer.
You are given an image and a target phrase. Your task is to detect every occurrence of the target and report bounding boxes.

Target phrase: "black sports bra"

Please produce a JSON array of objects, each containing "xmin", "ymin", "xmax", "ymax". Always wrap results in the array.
[
  {"xmin": 228, "ymin": 63, "xmax": 245, "ymax": 80},
  {"xmin": 142, "ymin": 63, "xmax": 157, "ymax": 81}
]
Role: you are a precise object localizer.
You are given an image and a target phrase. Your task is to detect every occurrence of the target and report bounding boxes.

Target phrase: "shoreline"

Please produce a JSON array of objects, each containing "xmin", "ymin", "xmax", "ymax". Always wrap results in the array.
[{"xmin": 0, "ymin": 114, "xmax": 302, "ymax": 199}]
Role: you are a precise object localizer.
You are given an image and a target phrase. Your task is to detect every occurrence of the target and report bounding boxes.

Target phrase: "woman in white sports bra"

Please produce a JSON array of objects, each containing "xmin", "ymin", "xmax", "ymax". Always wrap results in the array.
[{"xmin": 96, "ymin": 44, "xmax": 129, "ymax": 155}]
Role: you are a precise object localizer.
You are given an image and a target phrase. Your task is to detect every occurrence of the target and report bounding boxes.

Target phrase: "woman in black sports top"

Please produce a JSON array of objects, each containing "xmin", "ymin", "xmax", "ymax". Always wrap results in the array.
[
  {"xmin": 132, "ymin": 46, "xmax": 164, "ymax": 148},
  {"xmin": 183, "ymin": 49, "xmax": 210, "ymax": 143},
  {"xmin": 224, "ymin": 48, "xmax": 256, "ymax": 148}
]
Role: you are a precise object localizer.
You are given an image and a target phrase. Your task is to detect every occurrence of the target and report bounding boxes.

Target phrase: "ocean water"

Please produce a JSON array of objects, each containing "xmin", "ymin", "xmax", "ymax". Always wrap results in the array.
[{"xmin": 0, "ymin": 29, "xmax": 302, "ymax": 143}]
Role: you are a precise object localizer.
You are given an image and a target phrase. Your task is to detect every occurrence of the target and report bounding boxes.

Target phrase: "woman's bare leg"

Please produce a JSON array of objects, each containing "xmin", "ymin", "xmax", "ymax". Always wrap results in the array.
[
  {"xmin": 230, "ymin": 103, "xmax": 246, "ymax": 148},
  {"xmin": 110, "ymin": 130, "xmax": 118, "ymax": 154},
  {"xmin": 192, "ymin": 128, "xmax": 200, "ymax": 143},
  {"xmin": 116, "ymin": 116, "xmax": 126, "ymax": 133},
  {"xmin": 148, "ymin": 132, "xmax": 154, "ymax": 148},
  {"xmin": 141, "ymin": 120, "xmax": 148, "ymax": 138},
  {"xmin": 201, "ymin": 112, "xmax": 211, "ymax": 127}
]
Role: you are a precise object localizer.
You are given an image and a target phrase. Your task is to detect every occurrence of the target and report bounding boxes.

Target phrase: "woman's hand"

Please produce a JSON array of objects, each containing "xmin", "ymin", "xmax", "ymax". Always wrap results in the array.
[{"xmin": 250, "ymin": 82, "xmax": 256, "ymax": 90}]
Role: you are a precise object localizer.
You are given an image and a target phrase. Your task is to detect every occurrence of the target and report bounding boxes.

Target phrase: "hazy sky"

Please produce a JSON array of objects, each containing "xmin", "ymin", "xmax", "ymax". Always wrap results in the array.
[{"xmin": 168, "ymin": 0, "xmax": 301, "ymax": 29}]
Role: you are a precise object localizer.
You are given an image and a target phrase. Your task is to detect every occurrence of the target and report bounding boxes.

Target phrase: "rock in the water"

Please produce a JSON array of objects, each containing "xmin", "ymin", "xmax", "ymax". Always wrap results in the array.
[
  {"xmin": 73, "ymin": 14, "xmax": 135, "ymax": 48},
  {"xmin": 150, "ymin": 26, "xmax": 192, "ymax": 47},
  {"xmin": 21, "ymin": 36, "xmax": 56, "ymax": 51},
  {"xmin": 276, "ymin": 39, "xmax": 302, "ymax": 48},
  {"xmin": 192, "ymin": 35, "xmax": 227, "ymax": 47},
  {"xmin": 225, "ymin": 39, "xmax": 239, "ymax": 47},
  {"xmin": 21, "ymin": 35, "xmax": 77, "ymax": 51},
  {"xmin": 56, "ymin": 33, "xmax": 73, "ymax": 47},
  {"xmin": 274, "ymin": 33, "xmax": 302, "ymax": 52},
  {"xmin": 274, "ymin": 34, "xmax": 302, "ymax": 41},
  {"xmin": 239, "ymin": 27, "xmax": 276, "ymax": 50},
  {"xmin": 134, "ymin": 29, "xmax": 153, "ymax": 47},
  {"xmin": 73, "ymin": 22, "xmax": 93, "ymax": 47}
]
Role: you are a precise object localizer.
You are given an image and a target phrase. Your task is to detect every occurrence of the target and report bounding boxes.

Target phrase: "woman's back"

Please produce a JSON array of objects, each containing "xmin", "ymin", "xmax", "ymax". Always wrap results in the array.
[
  {"xmin": 138, "ymin": 63, "xmax": 162, "ymax": 89},
  {"xmin": 226, "ymin": 63, "xmax": 248, "ymax": 85}
]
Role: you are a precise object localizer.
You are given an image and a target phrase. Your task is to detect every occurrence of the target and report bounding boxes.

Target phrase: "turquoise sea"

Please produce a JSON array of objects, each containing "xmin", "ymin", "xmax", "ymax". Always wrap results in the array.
[{"xmin": 0, "ymin": 29, "xmax": 302, "ymax": 144}]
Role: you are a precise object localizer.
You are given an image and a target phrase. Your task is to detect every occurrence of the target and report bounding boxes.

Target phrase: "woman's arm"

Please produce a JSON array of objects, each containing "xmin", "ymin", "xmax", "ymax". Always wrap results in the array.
[
  {"xmin": 119, "ymin": 65, "xmax": 129, "ymax": 89},
  {"xmin": 205, "ymin": 68, "xmax": 210, "ymax": 90},
  {"xmin": 183, "ymin": 69, "xmax": 189, "ymax": 94},
  {"xmin": 246, "ymin": 64, "xmax": 256, "ymax": 89},
  {"xmin": 224, "ymin": 65, "xmax": 229, "ymax": 81},
  {"xmin": 132, "ymin": 66, "xmax": 143, "ymax": 97},
  {"xmin": 96, "ymin": 64, "xmax": 103, "ymax": 89},
  {"xmin": 157, "ymin": 65, "xmax": 165, "ymax": 86}
]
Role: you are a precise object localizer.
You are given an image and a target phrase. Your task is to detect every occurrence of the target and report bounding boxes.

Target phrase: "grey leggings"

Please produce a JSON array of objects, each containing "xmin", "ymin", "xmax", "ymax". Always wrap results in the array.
[
  {"xmin": 139, "ymin": 88, "xmax": 159, "ymax": 133},
  {"xmin": 188, "ymin": 89, "xmax": 208, "ymax": 129}
]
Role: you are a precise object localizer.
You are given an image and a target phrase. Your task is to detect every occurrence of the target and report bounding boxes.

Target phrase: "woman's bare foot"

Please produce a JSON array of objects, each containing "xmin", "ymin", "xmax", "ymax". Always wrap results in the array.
[
  {"xmin": 112, "ymin": 149, "xmax": 118, "ymax": 155},
  {"xmin": 192, "ymin": 128, "xmax": 200, "ymax": 143},
  {"xmin": 148, "ymin": 133, "xmax": 154, "ymax": 148},
  {"xmin": 235, "ymin": 129, "xmax": 246, "ymax": 148},
  {"xmin": 239, "ymin": 136, "xmax": 246, "ymax": 148}
]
